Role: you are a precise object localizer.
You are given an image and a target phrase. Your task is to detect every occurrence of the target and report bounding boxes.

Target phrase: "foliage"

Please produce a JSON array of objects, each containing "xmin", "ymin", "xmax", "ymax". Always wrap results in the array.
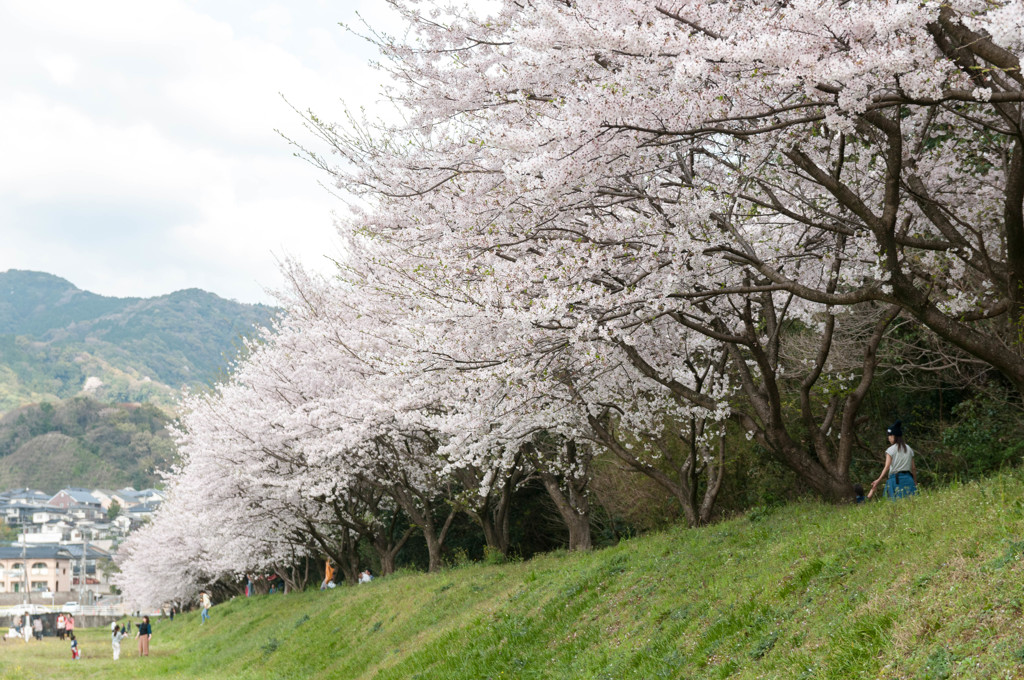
[
  {"xmin": 0, "ymin": 396, "xmax": 175, "ymax": 491},
  {"xmin": 0, "ymin": 270, "xmax": 276, "ymax": 411},
  {"xmin": 938, "ymin": 388, "xmax": 1024, "ymax": 480}
]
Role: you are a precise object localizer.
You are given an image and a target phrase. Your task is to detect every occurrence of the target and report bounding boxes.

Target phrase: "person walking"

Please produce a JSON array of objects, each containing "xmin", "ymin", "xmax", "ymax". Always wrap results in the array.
[
  {"xmin": 70, "ymin": 633, "xmax": 80, "ymax": 660},
  {"xmin": 870, "ymin": 420, "xmax": 918, "ymax": 500},
  {"xmin": 56, "ymin": 613, "xmax": 66, "ymax": 640},
  {"xmin": 200, "ymin": 591, "xmax": 212, "ymax": 624},
  {"xmin": 136, "ymin": 616, "xmax": 152, "ymax": 657},
  {"xmin": 22, "ymin": 613, "xmax": 31, "ymax": 643},
  {"xmin": 32, "ymin": 617, "xmax": 42, "ymax": 641}
]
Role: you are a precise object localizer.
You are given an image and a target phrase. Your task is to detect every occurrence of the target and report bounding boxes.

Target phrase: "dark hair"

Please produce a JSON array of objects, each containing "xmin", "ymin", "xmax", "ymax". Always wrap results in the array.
[{"xmin": 887, "ymin": 420, "xmax": 907, "ymax": 451}]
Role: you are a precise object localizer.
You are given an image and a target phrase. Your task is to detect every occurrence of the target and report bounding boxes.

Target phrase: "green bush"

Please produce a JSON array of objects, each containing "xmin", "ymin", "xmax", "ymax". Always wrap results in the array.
[{"xmin": 937, "ymin": 390, "xmax": 1024, "ymax": 480}]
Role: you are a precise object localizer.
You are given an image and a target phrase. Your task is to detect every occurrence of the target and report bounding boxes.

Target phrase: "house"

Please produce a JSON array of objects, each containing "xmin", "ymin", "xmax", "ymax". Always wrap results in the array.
[
  {"xmin": 20, "ymin": 525, "xmax": 69, "ymax": 544},
  {"xmin": 66, "ymin": 504, "xmax": 105, "ymax": 522},
  {"xmin": 0, "ymin": 489, "xmax": 51, "ymax": 505},
  {"xmin": 30, "ymin": 508, "xmax": 68, "ymax": 525},
  {"xmin": 126, "ymin": 502, "xmax": 160, "ymax": 523},
  {"xmin": 1, "ymin": 502, "xmax": 52, "ymax": 526},
  {"xmin": 110, "ymin": 488, "xmax": 141, "ymax": 508},
  {"xmin": 90, "ymin": 489, "xmax": 117, "ymax": 510},
  {"xmin": 48, "ymin": 488, "xmax": 102, "ymax": 511},
  {"xmin": 133, "ymin": 488, "xmax": 166, "ymax": 505},
  {"xmin": 0, "ymin": 545, "xmax": 74, "ymax": 594}
]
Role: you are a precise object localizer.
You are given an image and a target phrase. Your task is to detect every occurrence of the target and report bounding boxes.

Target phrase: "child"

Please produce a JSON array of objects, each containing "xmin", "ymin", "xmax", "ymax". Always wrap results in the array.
[
  {"xmin": 112, "ymin": 624, "xmax": 126, "ymax": 660},
  {"xmin": 70, "ymin": 633, "xmax": 80, "ymax": 660}
]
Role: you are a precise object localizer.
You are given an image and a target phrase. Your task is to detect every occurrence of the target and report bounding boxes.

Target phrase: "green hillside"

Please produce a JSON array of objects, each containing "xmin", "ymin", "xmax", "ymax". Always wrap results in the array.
[
  {"xmin": 4, "ymin": 471, "xmax": 1024, "ymax": 679},
  {"xmin": 0, "ymin": 270, "xmax": 276, "ymax": 411},
  {"xmin": 0, "ymin": 397, "xmax": 175, "ymax": 491}
]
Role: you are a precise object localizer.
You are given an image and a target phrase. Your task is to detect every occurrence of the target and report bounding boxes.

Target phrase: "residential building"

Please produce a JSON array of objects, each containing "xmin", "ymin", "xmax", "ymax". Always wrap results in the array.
[
  {"xmin": 48, "ymin": 488, "xmax": 102, "ymax": 511},
  {"xmin": 0, "ymin": 545, "xmax": 74, "ymax": 594}
]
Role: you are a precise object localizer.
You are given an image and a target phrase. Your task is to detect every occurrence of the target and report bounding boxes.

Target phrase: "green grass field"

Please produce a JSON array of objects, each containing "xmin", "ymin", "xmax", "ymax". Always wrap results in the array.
[{"xmin": 2, "ymin": 471, "xmax": 1023, "ymax": 679}]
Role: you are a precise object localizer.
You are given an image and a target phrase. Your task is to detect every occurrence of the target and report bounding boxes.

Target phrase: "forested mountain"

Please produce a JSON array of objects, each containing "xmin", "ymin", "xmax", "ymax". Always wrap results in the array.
[
  {"xmin": 0, "ymin": 396, "xmax": 175, "ymax": 491},
  {"xmin": 0, "ymin": 269, "xmax": 277, "ymax": 411}
]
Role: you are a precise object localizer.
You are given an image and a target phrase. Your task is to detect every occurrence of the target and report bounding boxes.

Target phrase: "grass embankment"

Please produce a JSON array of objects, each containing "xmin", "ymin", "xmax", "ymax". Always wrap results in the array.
[{"xmin": 2, "ymin": 472, "xmax": 1023, "ymax": 680}]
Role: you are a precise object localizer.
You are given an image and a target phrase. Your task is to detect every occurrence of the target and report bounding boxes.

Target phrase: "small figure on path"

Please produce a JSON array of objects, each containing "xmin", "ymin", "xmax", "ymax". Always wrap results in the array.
[
  {"xmin": 200, "ymin": 591, "xmax": 212, "ymax": 624},
  {"xmin": 870, "ymin": 420, "xmax": 918, "ymax": 500},
  {"xmin": 136, "ymin": 615, "xmax": 152, "ymax": 656}
]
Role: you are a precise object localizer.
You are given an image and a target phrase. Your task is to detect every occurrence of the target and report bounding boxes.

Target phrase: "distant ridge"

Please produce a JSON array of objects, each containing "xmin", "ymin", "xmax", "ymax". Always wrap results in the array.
[{"xmin": 0, "ymin": 269, "xmax": 278, "ymax": 411}]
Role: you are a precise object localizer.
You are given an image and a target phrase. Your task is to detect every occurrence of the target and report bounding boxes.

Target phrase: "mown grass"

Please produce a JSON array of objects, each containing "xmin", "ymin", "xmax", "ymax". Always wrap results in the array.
[{"xmin": 2, "ymin": 471, "xmax": 1023, "ymax": 679}]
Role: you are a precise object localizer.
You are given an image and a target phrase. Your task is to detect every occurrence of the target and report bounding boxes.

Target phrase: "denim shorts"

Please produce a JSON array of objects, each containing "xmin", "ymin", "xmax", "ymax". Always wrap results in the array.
[{"xmin": 886, "ymin": 472, "xmax": 917, "ymax": 500}]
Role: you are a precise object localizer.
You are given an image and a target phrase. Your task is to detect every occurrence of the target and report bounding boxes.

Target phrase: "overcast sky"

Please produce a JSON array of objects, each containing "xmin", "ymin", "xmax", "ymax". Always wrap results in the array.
[{"xmin": 0, "ymin": 0, "xmax": 403, "ymax": 304}]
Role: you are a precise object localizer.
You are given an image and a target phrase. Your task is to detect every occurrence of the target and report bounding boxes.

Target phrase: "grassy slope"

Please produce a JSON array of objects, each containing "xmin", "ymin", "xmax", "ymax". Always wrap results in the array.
[{"xmin": 2, "ymin": 472, "xmax": 1023, "ymax": 680}]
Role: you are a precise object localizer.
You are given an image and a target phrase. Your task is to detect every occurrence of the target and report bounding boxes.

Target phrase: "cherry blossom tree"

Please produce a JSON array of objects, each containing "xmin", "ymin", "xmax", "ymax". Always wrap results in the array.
[{"xmin": 288, "ymin": 0, "xmax": 1024, "ymax": 502}]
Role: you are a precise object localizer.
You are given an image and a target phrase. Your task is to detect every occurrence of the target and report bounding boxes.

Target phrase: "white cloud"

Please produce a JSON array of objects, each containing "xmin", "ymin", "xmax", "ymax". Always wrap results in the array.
[{"xmin": 0, "ymin": 0, "xmax": 398, "ymax": 303}]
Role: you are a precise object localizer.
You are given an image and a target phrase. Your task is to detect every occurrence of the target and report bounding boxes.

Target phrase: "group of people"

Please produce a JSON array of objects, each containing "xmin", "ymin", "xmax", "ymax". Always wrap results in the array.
[
  {"xmin": 108, "ymin": 616, "xmax": 151, "ymax": 660},
  {"xmin": 320, "ymin": 562, "xmax": 374, "ymax": 590},
  {"xmin": 3, "ymin": 611, "xmax": 151, "ymax": 661},
  {"xmin": 7, "ymin": 612, "xmax": 49, "ymax": 642},
  {"xmin": 71, "ymin": 616, "xmax": 152, "ymax": 661},
  {"xmin": 56, "ymin": 612, "xmax": 76, "ymax": 640},
  {"xmin": 68, "ymin": 616, "xmax": 152, "ymax": 661}
]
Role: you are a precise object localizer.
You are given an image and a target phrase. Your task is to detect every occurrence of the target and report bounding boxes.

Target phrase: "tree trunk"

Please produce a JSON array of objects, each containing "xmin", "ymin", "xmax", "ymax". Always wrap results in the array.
[
  {"xmin": 539, "ymin": 468, "xmax": 592, "ymax": 551},
  {"xmin": 1004, "ymin": 140, "xmax": 1024, "ymax": 334},
  {"xmin": 424, "ymin": 532, "xmax": 444, "ymax": 573},
  {"xmin": 377, "ymin": 547, "xmax": 397, "ymax": 577},
  {"xmin": 455, "ymin": 465, "xmax": 521, "ymax": 557}
]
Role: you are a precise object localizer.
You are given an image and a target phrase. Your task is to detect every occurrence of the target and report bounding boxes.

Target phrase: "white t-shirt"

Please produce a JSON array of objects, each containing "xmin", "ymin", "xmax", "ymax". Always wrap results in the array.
[{"xmin": 887, "ymin": 443, "xmax": 914, "ymax": 475}]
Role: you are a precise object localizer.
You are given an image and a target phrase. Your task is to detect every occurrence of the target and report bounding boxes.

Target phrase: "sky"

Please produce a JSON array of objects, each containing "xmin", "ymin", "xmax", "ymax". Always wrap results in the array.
[{"xmin": 0, "ymin": 0, "xmax": 404, "ymax": 304}]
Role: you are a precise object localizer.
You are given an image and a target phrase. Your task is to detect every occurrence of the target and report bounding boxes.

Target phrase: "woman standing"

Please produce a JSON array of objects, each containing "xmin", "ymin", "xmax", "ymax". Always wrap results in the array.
[
  {"xmin": 136, "ymin": 616, "xmax": 152, "ymax": 657},
  {"xmin": 870, "ymin": 420, "xmax": 918, "ymax": 500}
]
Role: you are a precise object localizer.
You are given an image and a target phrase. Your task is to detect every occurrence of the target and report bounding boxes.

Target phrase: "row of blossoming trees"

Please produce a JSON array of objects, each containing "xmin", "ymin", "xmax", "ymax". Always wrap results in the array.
[{"xmin": 116, "ymin": 0, "xmax": 1024, "ymax": 608}]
